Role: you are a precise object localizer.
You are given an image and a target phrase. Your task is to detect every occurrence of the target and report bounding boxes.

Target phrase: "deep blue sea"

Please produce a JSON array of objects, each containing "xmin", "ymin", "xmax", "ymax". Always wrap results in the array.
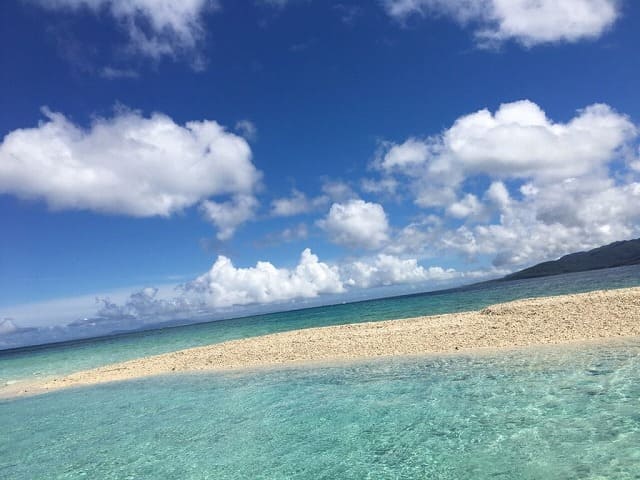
[{"xmin": 1, "ymin": 265, "xmax": 640, "ymax": 479}]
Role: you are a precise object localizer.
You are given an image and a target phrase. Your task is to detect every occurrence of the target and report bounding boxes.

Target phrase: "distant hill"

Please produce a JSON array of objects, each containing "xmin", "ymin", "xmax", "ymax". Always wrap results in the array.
[{"xmin": 503, "ymin": 238, "xmax": 640, "ymax": 281}]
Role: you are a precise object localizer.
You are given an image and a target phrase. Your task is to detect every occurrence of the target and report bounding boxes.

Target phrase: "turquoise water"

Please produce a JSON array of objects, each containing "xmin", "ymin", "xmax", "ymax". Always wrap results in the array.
[
  {"xmin": 1, "ymin": 339, "xmax": 640, "ymax": 479},
  {"xmin": 1, "ymin": 265, "xmax": 639, "ymax": 386},
  {"xmin": 1, "ymin": 266, "xmax": 640, "ymax": 479}
]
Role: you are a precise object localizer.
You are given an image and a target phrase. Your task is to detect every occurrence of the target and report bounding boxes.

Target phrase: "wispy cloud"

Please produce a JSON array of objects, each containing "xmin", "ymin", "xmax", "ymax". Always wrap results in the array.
[
  {"xmin": 234, "ymin": 119, "xmax": 258, "ymax": 141},
  {"xmin": 30, "ymin": 0, "xmax": 219, "ymax": 65},
  {"xmin": 99, "ymin": 66, "xmax": 139, "ymax": 79}
]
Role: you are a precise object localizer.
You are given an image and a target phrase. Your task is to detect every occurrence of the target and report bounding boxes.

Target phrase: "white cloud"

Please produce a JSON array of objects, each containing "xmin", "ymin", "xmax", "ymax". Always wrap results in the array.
[
  {"xmin": 398, "ymin": 175, "xmax": 640, "ymax": 268},
  {"xmin": 481, "ymin": 0, "xmax": 619, "ymax": 46},
  {"xmin": 378, "ymin": 100, "xmax": 635, "ymax": 208},
  {"xmin": 271, "ymin": 190, "xmax": 309, "ymax": 216},
  {"xmin": 485, "ymin": 180, "xmax": 510, "ymax": 209},
  {"xmin": 444, "ymin": 183, "xmax": 508, "ymax": 221},
  {"xmin": 183, "ymin": 248, "xmax": 345, "ymax": 308},
  {"xmin": 32, "ymin": 0, "xmax": 218, "ymax": 60},
  {"xmin": 99, "ymin": 66, "xmax": 139, "ymax": 79},
  {"xmin": 270, "ymin": 189, "xmax": 328, "ymax": 217},
  {"xmin": 0, "ymin": 283, "xmax": 180, "ymax": 329},
  {"xmin": 446, "ymin": 193, "xmax": 482, "ymax": 219},
  {"xmin": 439, "ymin": 101, "xmax": 634, "ymax": 180},
  {"xmin": 382, "ymin": 0, "xmax": 620, "ymax": 47},
  {"xmin": 318, "ymin": 199, "xmax": 390, "ymax": 249},
  {"xmin": 270, "ymin": 180, "xmax": 356, "ymax": 218},
  {"xmin": 385, "ymin": 216, "xmax": 441, "ymax": 256},
  {"xmin": 235, "ymin": 120, "xmax": 257, "ymax": 141},
  {"xmin": 0, "ymin": 319, "xmax": 18, "ymax": 335},
  {"xmin": 260, "ymin": 223, "xmax": 310, "ymax": 246},
  {"xmin": 279, "ymin": 223, "xmax": 309, "ymax": 242},
  {"xmin": 321, "ymin": 179, "xmax": 358, "ymax": 202},
  {"xmin": 373, "ymin": 100, "xmax": 640, "ymax": 268},
  {"xmin": 96, "ymin": 286, "xmax": 191, "ymax": 320},
  {"xmin": 0, "ymin": 108, "xmax": 261, "ymax": 231},
  {"xmin": 380, "ymin": 137, "xmax": 429, "ymax": 170},
  {"xmin": 0, "ymin": 248, "xmax": 465, "ymax": 348},
  {"xmin": 342, "ymin": 254, "xmax": 458, "ymax": 288},
  {"xmin": 361, "ymin": 177, "xmax": 399, "ymax": 196},
  {"xmin": 200, "ymin": 194, "xmax": 258, "ymax": 240},
  {"xmin": 85, "ymin": 251, "xmax": 456, "ymax": 319},
  {"xmin": 630, "ymin": 146, "xmax": 640, "ymax": 172}
]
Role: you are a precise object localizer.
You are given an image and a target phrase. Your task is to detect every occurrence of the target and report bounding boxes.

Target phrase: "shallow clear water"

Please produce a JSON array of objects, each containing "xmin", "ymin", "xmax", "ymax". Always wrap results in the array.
[
  {"xmin": 2, "ymin": 340, "xmax": 640, "ymax": 479},
  {"xmin": 2, "ymin": 265, "xmax": 639, "ymax": 385}
]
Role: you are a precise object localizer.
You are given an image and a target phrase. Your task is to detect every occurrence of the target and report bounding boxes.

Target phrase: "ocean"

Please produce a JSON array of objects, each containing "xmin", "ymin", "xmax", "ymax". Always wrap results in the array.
[{"xmin": 1, "ymin": 265, "xmax": 640, "ymax": 479}]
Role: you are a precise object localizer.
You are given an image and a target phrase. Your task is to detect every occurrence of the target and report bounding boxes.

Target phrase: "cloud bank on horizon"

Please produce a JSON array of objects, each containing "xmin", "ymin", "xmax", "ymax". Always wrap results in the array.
[
  {"xmin": 0, "ymin": 248, "xmax": 465, "ymax": 349},
  {"xmin": 1, "ymin": 0, "xmax": 638, "ymax": 347}
]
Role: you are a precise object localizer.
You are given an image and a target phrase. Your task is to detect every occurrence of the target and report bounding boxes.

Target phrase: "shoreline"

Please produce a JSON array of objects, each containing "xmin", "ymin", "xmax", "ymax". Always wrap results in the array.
[{"xmin": 2, "ymin": 286, "xmax": 640, "ymax": 399}]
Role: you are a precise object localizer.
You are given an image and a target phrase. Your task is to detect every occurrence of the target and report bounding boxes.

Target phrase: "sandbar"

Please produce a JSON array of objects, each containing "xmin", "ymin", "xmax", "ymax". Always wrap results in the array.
[{"xmin": 2, "ymin": 286, "xmax": 640, "ymax": 399}]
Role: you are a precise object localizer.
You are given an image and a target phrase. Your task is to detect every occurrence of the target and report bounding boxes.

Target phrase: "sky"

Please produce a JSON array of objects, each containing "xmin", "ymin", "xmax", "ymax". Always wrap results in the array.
[{"xmin": 1, "ymin": 0, "xmax": 640, "ymax": 347}]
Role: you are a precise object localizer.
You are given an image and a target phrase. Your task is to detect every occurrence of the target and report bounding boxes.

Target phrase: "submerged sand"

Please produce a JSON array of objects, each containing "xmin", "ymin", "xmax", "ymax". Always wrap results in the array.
[{"xmin": 3, "ymin": 286, "xmax": 640, "ymax": 398}]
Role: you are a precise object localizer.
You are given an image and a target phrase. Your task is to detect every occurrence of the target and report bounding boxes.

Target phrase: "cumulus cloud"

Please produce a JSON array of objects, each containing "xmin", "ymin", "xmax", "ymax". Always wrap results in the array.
[
  {"xmin": 371, "ymin": 100, "xmax": 640, "ymax": 269},
  {"xmin": 378, "ymin": 100, "xmax": 635, "ymax": 207},
  {"xmin": 271, "ymin": 190, "xmax": 311, "ymax": 217},
  {"xmin": 442, "ymin": 181, "xmax": 508, "ymax": 220},
  {"xmin": 0, "ymin": 319, "xmax": 18, "ymax": 336},
  {"xmin": 93, "ymin": 251, "xmax": 456, "ymax": 319},
  {"xmin": 380, "ymin": 137, "xmax": 429, "ymax": 170},
  {"xmin": 382, "ymin": 0, "xmax": 620, "ymax": 47},
  {"xmin": 456, "ymin": 101, "xmax": 626, "ymax": 177},
  {"xmin": 96, "ymin": 287, "xmax": 192, "ymax": 320},
  {"xmin": 31, "ymin": 0, "xmax": 217, "ymax": 61},
  {"xmin": 0, "ymin": 107, "xmax": 261, "ymax": 236},
  {"xmin": 201, "ymin": 195, "xmax": 259, "ymax": 240},
  {"xmin": 485, "ymin": 181, "xmax": 510, "ymax": 209},
  {"xmin": 183, "ymin": 248, "xmax": 345, "ymax": 308},
  {"xmin": 446, "ymin": 193, "xmax": 482, "ymax": 219},
  {"xmin": 439, "ymin": 101, "xmax": 633, "ymax": 180},
  {"xmin": 0, "ymin": 248, "xmax": 463, "ymax": 348},
  {"xmin": 483, "ymin": 178, "xmax": 640, "ymax": 266},
  {"xmin": 270, "ymin": 189, "xmax": 329, "ymax": 217},
  {"xmin": 318, "ymin": 199, "xmax": 390, "ymax": 249},
  {"xmin": 342, "ymin": 254, "xmax": 458, "ymax": 288},
  {"xmin": 392, "ymin": 178, "xmax": 640, "ymax": 268}
]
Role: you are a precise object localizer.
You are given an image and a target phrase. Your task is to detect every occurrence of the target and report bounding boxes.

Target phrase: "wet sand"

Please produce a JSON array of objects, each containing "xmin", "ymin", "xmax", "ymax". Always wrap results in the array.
[{"xmin": 3, "ymin": 286, "xmax": 640, "ymax": 399}]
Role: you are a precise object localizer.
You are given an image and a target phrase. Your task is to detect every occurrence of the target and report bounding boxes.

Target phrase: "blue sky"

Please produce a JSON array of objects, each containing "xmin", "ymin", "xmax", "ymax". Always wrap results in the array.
[{"xmin": 1, "ymin": 0, "xmax": 640, "ymax": 347}]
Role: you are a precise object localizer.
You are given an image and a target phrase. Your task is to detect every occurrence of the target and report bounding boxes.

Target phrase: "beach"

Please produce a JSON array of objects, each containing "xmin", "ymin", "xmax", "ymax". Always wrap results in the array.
[{"xmin": 4, "ymin": 286, "xmax": 640, "ymax": 399}]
